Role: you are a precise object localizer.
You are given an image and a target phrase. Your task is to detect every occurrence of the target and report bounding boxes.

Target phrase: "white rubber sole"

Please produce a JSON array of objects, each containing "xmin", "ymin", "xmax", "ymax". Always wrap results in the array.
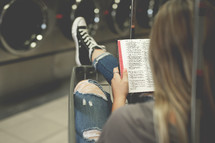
[{"xmin": 71, "ymin": 17, "xmax": 85, "ymax": 66}]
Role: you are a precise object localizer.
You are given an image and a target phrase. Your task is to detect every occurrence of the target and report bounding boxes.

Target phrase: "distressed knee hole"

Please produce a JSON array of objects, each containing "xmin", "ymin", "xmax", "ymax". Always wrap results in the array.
[
  {"xmin": 83, "ymin": 129, "xmax": 101, "ymax": 142},
  {"xmin": 74, "ymin": 80, "xmax": 108, "ymax": 101}
]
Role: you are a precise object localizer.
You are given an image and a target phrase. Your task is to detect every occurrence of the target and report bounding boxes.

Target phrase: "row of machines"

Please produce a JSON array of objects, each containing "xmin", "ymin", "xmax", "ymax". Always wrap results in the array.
[{"xmin": 0, "ymin": 0, "xmax": 160, "ymax": 107}]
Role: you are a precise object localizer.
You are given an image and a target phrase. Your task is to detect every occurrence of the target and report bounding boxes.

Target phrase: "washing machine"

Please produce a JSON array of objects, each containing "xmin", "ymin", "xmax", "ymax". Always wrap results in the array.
[{"xmin": 0, "ymin": 0, "xmax": 75, "ymax": 118}]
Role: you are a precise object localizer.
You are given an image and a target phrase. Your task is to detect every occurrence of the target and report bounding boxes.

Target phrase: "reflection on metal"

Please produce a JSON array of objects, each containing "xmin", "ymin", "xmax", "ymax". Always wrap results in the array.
[
  {"xmin": 112, "ymin": 3, "xmax": 118, "ymax": 9},
  {"xmin": 3, "ymin": 4, "xmax": 10, "ymax": 10},
  {"xmin": 115, "ymin": 0, "xmax": 120, "ymax": 4},
  {"xmin": 94, "ymin": 8, "xmax": 99, "ymax": 14},
  {"xmin": 36, "ymin": 35, "xmax": 43, "ymax": 41},
  {"xmin": 30, "ymin": 42, "xmax": 37, "ymax": 48},
  {"xmin": 41, "ymin": 23, "xmax": 47, "ymax": 30},
  {"xmin": 148, "ymin": 0, "xmax": 155, "ymax": 26},
  {"xmin": 72, "ymin": 4, "xmax": 77, "ymax": 10},
  {"xmin": 76, "ymin": 0, "xmax": 82, "ymax": 3}
]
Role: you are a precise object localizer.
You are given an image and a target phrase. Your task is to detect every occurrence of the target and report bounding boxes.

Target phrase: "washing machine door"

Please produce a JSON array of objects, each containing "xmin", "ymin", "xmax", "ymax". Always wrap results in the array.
[
  {"xmin": 57, "ymin": 0, "xmax": 100, "ymax": 39},
  {"xmin": 105, "ymin": 0, "xmax": 131, "ymax": 34},
  {"xmin": 0, "ymin": 0, "xmax": 48, "ymax": 55}
]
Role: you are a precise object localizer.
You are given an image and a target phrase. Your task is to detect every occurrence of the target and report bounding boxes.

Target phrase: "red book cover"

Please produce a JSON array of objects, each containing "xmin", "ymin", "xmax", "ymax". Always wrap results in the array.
[{"xmin": 118, "ymin": 40, "xmax": 124, "ymax": 77}]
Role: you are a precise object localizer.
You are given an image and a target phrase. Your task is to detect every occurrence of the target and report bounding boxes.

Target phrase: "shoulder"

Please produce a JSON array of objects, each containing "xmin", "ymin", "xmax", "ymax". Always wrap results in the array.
[
  {"xmin": 113, "ymin": 101, "xmax": 154, "ymax": 124},
  {"xmin": 97, "ymin": 101, "xmax": 156, "ymax": 143},
  {"xmin": 120, "ymin": 100, "xmax": 154, "ymax": 117}
]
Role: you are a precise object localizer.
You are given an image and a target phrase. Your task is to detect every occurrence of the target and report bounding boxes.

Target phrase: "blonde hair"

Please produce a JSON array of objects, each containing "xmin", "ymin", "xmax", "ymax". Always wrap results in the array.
[{"xmin": 149, "ymin": 0, "xmax": 215, "ymax": 142}]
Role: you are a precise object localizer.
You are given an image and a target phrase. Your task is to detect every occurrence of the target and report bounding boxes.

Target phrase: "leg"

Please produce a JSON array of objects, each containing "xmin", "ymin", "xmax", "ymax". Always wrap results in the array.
[
  {"xmin": 92, "ymin": 52, "xmax": 118, "ymax": 84},
  {"xmin": 91, "ymin": 49, "xmax": 105, "ymax": 62},
  {"xmin": 72, "ymin": 17, "xmax": 106, "ymax": 66},
  {"xmin": 74, "ymin": 80, "xmax": 112, "ymax": 143},
  {"xmin": 72, "ymin": 17, "xmax": 119, "ymax": 84}
]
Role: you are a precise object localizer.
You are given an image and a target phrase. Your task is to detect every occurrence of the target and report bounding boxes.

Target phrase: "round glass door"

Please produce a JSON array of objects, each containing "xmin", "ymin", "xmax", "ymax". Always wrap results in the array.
[{"xmin": 0, "ymin": 0, "xmax": 48, "ymax": 55}]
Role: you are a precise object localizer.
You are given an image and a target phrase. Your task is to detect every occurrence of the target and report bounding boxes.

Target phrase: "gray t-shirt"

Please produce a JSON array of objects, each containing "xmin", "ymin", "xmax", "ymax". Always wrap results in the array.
[{"xmin": 97, "ymin": 101, "xmax": 156, "ymax": 143}]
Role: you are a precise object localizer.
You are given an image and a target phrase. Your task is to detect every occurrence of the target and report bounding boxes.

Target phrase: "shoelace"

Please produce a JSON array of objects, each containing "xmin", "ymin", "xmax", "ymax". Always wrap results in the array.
[{"xmin": 79, "ymin": 29, "xmax": 98, "ymax": 50}]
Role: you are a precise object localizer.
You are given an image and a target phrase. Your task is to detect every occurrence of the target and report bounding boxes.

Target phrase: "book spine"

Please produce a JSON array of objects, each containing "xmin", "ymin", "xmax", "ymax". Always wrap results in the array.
[{"xmin": 117, "ymin": 40, "xmax": 124, "ymax": 77}]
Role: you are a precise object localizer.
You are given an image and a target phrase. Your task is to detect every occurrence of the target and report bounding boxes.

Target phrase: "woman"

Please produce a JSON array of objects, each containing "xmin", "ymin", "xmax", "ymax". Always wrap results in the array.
[
  {"xmin": 149, "ymin": 0, "xmax": 215, "ymax": 142},
  {"xmin": 72, "ymin": 0, "xmax": 215, "ymax": 142}
]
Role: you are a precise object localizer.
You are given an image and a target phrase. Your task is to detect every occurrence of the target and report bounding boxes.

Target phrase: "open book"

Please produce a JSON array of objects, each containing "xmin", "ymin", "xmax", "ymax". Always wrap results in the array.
[{"xmin": 118, "ymin": 39, "xmax": 154, "ymax": 93}]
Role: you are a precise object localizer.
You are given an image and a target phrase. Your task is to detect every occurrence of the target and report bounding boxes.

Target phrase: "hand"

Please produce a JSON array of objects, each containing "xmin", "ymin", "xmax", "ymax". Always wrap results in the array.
[{"xmin": 111, "ymin": 67, "xmax": 128, "ymax": 111}]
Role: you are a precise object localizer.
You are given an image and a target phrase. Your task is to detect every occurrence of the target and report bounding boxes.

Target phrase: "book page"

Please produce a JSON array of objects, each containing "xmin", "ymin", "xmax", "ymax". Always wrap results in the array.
[{"xmin": 118, "ymin": 39, "xmax": 154, "ymax": 93}]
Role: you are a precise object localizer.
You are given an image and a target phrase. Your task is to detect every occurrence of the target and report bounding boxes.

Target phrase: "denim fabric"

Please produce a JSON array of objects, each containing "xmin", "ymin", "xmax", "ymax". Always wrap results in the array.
[
  {"xmin": 74, "ymin": 80, "xmax": 112, "ymax": 143},
  {"xmin": 74, "ymin": 52, "xmax": 155, "ymax": 143},
  {"xmin": 92, "ymin": 52, "xmax": 119, "ymax": 84}
]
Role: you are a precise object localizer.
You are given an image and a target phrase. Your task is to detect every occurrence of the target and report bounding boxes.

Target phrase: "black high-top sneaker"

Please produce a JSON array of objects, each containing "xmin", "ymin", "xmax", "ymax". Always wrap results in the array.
[{"xmin": 72, "ymin": 17, "xmax": 106, "ymax": 66}]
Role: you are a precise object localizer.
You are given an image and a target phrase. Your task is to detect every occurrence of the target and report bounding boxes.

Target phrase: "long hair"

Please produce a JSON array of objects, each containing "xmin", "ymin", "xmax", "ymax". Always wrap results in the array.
[{"xmin": 149, "ymin": 0, "xmax": 215, "ymax": 142}]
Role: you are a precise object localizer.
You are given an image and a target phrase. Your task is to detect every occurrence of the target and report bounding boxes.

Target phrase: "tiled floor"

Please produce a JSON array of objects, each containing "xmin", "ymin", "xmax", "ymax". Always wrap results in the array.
[{"xmin": 0, "ymin": 95, "xmax": 69, "ymax": 143}]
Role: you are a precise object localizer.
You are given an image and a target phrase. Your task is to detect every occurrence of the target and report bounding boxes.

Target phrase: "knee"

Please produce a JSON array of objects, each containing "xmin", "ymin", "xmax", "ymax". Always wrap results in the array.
[
  {"xmin": 74, "ymin": 80, "xmax": 108, "ymax": 101},
  {"xmin": 83, "ymin": 128, "xmax": 101, "ymax": 142}
]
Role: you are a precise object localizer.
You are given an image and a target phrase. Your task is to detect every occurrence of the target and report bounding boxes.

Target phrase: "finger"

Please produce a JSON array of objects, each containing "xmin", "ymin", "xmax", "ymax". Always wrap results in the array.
[
  {"xmin": 113, "ymin": 67, "xmax": 120, "ymax": 78},
  {"xmin": 113, "ymin": 67, "xmax": 119, "ymax": 73},
  {"xmin": 122, "ymin": 68, "xmax": 128, "ymax": 81}
]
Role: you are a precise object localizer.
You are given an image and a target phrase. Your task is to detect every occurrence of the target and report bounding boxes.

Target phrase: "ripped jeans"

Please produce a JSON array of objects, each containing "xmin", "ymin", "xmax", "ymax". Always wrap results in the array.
[{"xmin": 74, "ymin": 53, "xmax": 118, "ymax": 143}]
